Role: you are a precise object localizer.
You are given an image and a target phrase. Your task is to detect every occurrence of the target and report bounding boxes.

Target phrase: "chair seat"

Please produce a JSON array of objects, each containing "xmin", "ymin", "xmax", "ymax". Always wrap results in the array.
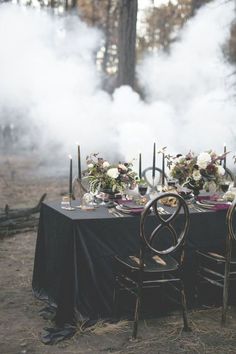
[
  {"xmin": 197, "ymin": 250, "xmax": 236, "ymax": 264},
  {"xmin": 114, "ymin": 253, "xmax": 179, "ymax": 273}
]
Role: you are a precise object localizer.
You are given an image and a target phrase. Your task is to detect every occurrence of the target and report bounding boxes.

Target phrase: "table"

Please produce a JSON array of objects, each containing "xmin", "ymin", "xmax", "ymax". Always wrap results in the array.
[{"xmin": 32, "ymin": 200, "xmax": 228, "ymax": 328}]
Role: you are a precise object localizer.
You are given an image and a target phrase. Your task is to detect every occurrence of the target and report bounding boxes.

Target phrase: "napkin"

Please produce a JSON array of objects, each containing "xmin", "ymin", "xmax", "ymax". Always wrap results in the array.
[
  {"xmin": 196, "ymin": 200, "xmax": 230, "ymax": 211},
  {"xmin": 116, "ymin": 205, "xmax": 144, "ymax": 215},
  {"xmin": 116, "ymin": 200, "xmax": 144, "ymax": 211}
]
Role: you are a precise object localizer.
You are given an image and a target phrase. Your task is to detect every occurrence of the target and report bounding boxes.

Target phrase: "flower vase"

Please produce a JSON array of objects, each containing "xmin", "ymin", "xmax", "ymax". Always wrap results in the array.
[{"xmin": 100, "ymin": 188, "xmax": 119, "ymax": 201}]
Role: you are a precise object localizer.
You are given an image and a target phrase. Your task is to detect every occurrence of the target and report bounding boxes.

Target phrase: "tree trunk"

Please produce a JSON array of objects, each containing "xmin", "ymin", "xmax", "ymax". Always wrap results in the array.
[
  {"xmin": 117, "ymin": 0, "xmax": 138, "ymax": 89},
  {"xmin": 102, "ymin": 0, "xmax": 112, "ymax": 73}
]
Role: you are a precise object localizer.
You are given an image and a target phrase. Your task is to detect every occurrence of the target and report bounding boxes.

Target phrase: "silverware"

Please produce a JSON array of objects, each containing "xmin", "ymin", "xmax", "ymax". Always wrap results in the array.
[
  {"xmin": 108, "ymin": 208, "xmax": 124, "ymax": 217},
  {"xmin": 156, "ymin": 207, "xmax": 168, "ymax": 215},
  {"xmin": 189, "ymin": 204, "xmax": 206, "ymax": 213}
]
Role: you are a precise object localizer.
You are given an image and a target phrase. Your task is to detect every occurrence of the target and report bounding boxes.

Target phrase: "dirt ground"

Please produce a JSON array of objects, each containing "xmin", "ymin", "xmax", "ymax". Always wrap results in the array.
[{"xmin": 1, "ymin": 153, "xmax": 236, "ymax": 354}]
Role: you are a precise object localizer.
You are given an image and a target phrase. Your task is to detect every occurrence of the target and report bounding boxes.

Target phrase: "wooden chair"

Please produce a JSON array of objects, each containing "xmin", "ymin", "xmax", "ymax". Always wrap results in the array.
[
  {"xmin": 196, "ymin": 197, "xmax": 236, "ymax": 324},
  {"xmin": 141, "ymin": 167, "xmax": 168, "ymax": 189},
  {"xmin": 112, "ymin": 192, "xmax": 191, "ymax": 339},
  {"xmin": 224, "ymin": 167, "xmax": 234, "ymax": 182}
]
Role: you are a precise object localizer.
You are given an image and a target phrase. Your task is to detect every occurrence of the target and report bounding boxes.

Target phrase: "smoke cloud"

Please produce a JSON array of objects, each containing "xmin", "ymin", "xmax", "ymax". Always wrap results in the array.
[{"xmin": 0, "ymin": 0, "xmax": 235, "ymax": 174}]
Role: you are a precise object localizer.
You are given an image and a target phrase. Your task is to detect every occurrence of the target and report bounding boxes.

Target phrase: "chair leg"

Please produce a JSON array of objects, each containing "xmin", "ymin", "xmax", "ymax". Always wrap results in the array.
[
  {"xmin": 132, "ymin": 294, "xmax": 140, "ymax": 339},
  {"xmin": 180, "ymin": 281, "xmax": 191, "ymax": 332},
  {"xmin": 221, "ymin": 265, "xmax": 230, "ymax": 325},
  {"xmin": 132, "ymin": 283, "xmax": 143, "ymax": 340}
]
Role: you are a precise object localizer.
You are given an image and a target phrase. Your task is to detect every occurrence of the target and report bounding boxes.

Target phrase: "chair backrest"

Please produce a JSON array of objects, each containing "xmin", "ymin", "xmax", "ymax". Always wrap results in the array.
[
  {"xmin": 226, "ymin": 197, "xmax": 236, "ymax": 242},
  {"xmin": 224, "ymin": 167, "xmax": 234, "ymax": 182},
  {"xmin": 140, "ymin": 192, "xmax": 190, "ymax": 258},
  {"xmin": 141, "ymin": 167, "xmax": 168, "ymax": 188}
]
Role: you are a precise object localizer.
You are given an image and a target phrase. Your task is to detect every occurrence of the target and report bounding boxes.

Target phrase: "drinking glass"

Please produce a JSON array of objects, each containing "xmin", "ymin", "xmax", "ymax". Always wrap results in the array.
[
  {"xmin": 219, "ymin": 181, "xmax": 231, "ymax": 193},
  {"xmin": 167, "ymin": 178, "xmax": 178, "ymax": 189},
  {"xmin": 61, "ymin": 195, "xmax": 75, "ymax": 210},
  {"xmin": 61, "ymin": 195, "xmax": 70, "ymax": 209},
  {"xmin": 99, "ymin": 192, "xmax": 107, "ymax": 206},
  {"xmin": 138, "ymin": 183, "xmax": 148, "ymax": 204},
  {"xmin": 89, "ymin": 190, "xmax": 99, "ymax": 206}
]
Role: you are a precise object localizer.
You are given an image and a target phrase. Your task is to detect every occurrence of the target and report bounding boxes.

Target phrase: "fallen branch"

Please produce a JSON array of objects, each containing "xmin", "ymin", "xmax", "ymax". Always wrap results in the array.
[
  {"xmin": 0, "ymin": 193, "xmax": 46, "ymax": 222},
  {"xmin": 0, "ymin": 193, "xmax": 46, "ymax": 237}
]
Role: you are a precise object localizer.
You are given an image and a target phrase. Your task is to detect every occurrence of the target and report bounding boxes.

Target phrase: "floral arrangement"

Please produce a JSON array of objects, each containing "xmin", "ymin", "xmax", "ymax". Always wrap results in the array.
[
  {"xmin": 85, "ymin": 153, "xmax": 138, "ymax": 193},
  {"xmin": 168, "ymin": 150, "xmax": 226, "ymax": 193}
]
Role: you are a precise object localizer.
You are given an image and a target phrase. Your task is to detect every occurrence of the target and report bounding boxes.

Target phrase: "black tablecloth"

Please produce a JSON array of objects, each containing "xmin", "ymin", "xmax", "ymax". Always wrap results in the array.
[{"xmin": 32, "ymin": 201, "xmax": 227, "ymax": 327}]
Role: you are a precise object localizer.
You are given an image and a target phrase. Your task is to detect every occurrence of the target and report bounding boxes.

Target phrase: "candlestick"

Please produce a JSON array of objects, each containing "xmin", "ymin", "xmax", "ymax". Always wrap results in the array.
[
  {"xmin": 69, "ymin": 154, "xmax": 72, "ymax": 197},
  {"xmin": 223, "ymin": 143, "xmax": 226, "ymax": 169},
  {"xmin": 139, "ymin": 153, "xmax": 142, "ymax": 179},
  {"xmin": 152, "ymin": 142, "xmax": 156, "ymax": 179},
  {"xmin": 77, "ymin": 144, "xmax": 82, "ymax": 179},
  {"xmin": 162, "ymin": 151, "xmax": 165, "ymax": 186}
]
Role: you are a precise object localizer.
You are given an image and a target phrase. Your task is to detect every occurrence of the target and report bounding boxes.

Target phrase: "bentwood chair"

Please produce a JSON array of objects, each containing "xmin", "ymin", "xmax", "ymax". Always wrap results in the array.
[
  {"xmin": 197, "ymin": 197, "xmax": 236, "ymax": 325},
  {"xmin": 224, "ymin": 167, "xmax": 234, "ymax": 183},
  {"xmin": 112, "ymin": 193, "xmax": 191, "ymax": 339},
  {"xmin": 142, "ymin": 167, "xmax": 168, "ymax": 189}
]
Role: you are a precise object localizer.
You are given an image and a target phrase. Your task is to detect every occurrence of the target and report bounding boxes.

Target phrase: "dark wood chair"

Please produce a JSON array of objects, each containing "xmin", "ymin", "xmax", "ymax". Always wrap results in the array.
[
  {"xmin": 224, "ymin": 167, "xmax": 234, "ymax": 182},
  {"xmin": 112, "ymin": 192, "xmax": 191, "ymax": 339},
  {"xmin": 141, "ymin": 167, "xmax": 168, "ymax": 190},
  {"xmin": 196, "ymin": 197, "xmax": 236, "ymax": 325}
]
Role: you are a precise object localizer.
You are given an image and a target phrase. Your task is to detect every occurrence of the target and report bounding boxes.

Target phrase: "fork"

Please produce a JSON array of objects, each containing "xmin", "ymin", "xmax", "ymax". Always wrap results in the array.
[
  {"xmin": 189, "ymin": 204, "xmax": 206, "ymax": 213},
  {"xmin": 157, "ymin": 207, "xmax": 168, "ymax": 215},
  {"xmin": 108, "ymin": 208, "xmax": 124, "ymax": 218}
]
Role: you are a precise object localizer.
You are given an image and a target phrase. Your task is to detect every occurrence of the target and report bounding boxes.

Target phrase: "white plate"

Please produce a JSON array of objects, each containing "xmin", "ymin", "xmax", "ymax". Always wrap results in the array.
[
  {"xmin": 195, "ymin": 201, "xmax": 214, "ymax": 209},
  {"xmin": 116, "ymin": 205, "xmax": 143, "ymax": 214}
]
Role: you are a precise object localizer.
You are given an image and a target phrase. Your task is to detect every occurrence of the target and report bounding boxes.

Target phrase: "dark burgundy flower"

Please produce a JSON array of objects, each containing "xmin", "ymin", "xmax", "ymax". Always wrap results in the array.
[{"xmin": 206, "ymin": 164, "xmax": 217, "ymax": 175}]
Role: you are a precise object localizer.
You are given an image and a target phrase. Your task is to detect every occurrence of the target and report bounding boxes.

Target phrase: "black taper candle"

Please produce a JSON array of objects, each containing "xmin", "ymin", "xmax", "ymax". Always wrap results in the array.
[
  {"xmin": 152, "ymin": 142, "xmax": 156, "ymax": 179},
  {"xmin": 139, "ymin": 153, "xmax": 142, "ymax": 179},
  {"xmin": 78, "ymin": 145, "xmax": 82, "ymax": 179},
  {"xmin": 69, "ymin": 155, "xmax": 72, "ymax": 197},
  {"xmin": 162, "ymin": 151, "xmax": 165, "ymax": 186},
  {"xmin": 223, "ymin": 143, "xmax": 226, "ymax": 169}
]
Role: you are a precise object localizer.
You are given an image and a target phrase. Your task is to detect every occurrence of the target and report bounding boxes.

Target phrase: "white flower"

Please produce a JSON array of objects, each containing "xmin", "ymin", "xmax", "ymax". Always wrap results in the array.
[
  {"xmin": 192, "ymin": 170, "xmax": 202, "ymax": 181},
  {"xmin": 223, "ymin": 191, "xmax": 236, "ymax": 202},
  {"xmin": 197, "ymin": 152, "xmax": 211, "ymax": 169},
  {"xmin": 118, "ymin": 164, "xmax": 127, "ymax": 171},
  {"xmin": 87, "ymin": 163, "xmax": 94, "ymax": 169},
  {"xmin": 174, "ymin": 156, "xmax": 183, "ymax": 164},
  {"xmin": 102, "ymin": 161, "xmax": 110, "ymax": 168},
  {"xmin": 107, "ymin": 167, "xmax": 119, "ymax": 179},
  {"xmin": 217, "ymin": 165, "xmax": 225, "ymax": 176}
]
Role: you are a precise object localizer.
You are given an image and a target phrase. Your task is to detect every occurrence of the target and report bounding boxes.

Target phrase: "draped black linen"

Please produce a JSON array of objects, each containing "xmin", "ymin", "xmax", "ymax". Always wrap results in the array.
[{"xmin": 32, "ymin": 201, "xmax": 227, "ymax": 327}]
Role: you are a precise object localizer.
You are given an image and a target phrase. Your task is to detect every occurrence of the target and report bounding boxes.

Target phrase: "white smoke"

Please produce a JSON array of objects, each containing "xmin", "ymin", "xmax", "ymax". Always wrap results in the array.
[
  {"xmin": 0, "ymin": 0, "xmax": 235, "ymax": 174},
  {"xmin": 138, "ymin": 0, "xmax": 236, "ymax": 156}
]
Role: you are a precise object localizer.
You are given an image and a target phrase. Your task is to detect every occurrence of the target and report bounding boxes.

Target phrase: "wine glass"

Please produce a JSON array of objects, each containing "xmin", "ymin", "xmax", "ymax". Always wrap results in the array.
[
  {"xmin": 89, "ymin": 189, "xmax": 99, "ymax": 207},
  {"xmin": 99, "ymin": 191, "xmax": 107, "ymax": 206},
  {"xmin": 167, "ymin": 178, "xmax": 178, "ymax": 189},
  {"xmin": 219, "ymin": 181, "xmax": 231, "ymax": 193},
  {"xmin": 138, "ymin": 183, "xmax": 148, "ymax": 205}
]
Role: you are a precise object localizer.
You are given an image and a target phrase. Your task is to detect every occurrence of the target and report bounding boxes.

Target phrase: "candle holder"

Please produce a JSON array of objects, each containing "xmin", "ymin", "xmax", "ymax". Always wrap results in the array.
[{"xmin": 61, "ymin": 195, "xmax": 75, "ymax": 211}]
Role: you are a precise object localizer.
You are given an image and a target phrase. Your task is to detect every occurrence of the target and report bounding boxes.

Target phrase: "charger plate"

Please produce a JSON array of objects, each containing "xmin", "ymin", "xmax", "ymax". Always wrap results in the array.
[
  {"xmin": 196, "ymin": 200, "xmax": 230, "ymax": 210},
  {"xmin": 116, "ymin": 204, "xmax": 144, "ymax": 215}
]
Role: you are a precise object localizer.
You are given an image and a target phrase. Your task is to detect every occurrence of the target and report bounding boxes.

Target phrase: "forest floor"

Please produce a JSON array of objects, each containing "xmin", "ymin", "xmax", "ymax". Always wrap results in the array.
[{"xmin": 1, "ymin": 153, "xmax": 236, "ymax": 354}]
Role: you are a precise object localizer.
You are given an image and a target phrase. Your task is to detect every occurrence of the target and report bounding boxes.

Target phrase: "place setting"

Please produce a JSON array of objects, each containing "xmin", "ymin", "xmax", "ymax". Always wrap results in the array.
[{"xmin": 62, "ymin": 142, "xmax": 236, "ymax": 216}]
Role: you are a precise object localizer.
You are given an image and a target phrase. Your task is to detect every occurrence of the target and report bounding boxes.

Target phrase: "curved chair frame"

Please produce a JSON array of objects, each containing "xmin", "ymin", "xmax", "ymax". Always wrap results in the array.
[
  {"xmin": 113, "ymin": 192, "xmax": 191, "ymax": 339},
  {"xmin": 141, "ymin": 167, "xmax": 168, "ymax": 188},
  {"xmin": 224, "ymin": 167, "xmax": 234, "ymax": 182},
  {"xmin": 140, "ymin": 193, "xmax": 189, "ymax": 257},
  {"xmin": 197, "ymin": 197, "xmax": 236, "ymax": 325},
  {"xmin": 222, "ymin": 197, "xmax": 236, "ymax": 323}
]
